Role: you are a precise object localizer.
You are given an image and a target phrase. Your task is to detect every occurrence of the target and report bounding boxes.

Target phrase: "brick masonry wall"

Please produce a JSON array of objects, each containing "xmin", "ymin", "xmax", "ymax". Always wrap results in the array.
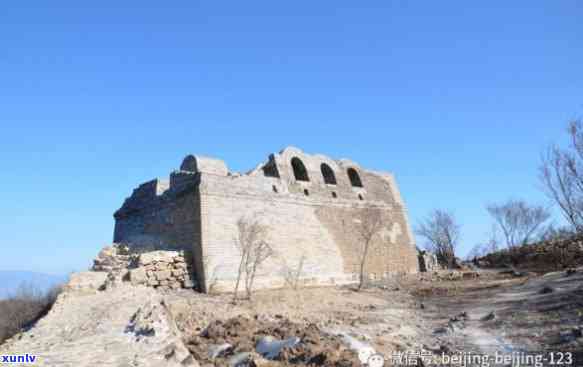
[{"xmin": 113, "ymin": 175, "xmax": 205, "ymax": 288}]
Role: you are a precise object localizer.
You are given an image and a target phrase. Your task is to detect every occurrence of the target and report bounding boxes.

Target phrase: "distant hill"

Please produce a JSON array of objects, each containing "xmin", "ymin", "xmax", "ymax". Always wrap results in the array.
[{"xmin": 0, "ymin": 271, "xmax": 68, "ymax": 299}]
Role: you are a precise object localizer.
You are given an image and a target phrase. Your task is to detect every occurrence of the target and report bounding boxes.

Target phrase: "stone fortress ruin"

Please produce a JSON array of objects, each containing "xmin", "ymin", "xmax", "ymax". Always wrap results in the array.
[{"xmin": 114, "ymin": 146, "xmax": 418, "ymax": 292}]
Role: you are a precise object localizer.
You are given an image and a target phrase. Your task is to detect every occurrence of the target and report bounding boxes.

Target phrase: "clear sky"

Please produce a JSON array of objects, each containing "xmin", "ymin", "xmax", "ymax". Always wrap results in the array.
[{"xmin": 1, "ymin": 2, "xmax": 581, "ymax": 274}]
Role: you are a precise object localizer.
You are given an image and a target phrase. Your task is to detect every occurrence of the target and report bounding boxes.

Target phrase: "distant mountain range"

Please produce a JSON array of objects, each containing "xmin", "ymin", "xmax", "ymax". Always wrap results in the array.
[{"xmin": 0, "ymin": 271, "xmax": 68, "ymax": 299}]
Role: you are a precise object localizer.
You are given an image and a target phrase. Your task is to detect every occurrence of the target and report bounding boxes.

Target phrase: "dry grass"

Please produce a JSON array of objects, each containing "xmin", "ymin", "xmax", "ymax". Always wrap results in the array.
[{"xmin": 0, "ymin": 283, "xmax": 62, "ymax": 344}]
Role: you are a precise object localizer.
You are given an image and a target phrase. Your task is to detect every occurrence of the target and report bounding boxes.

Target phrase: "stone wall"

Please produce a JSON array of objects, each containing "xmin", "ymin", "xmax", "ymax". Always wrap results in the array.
[
  {"xmin": 113, "ymin": 174, "xmax": 204, "ymax": 287},
  {"xmin": 113, "ymin": 146, "xmax": 418, "ymax": 293},
  {"xmin": 128, "ymin": 251, "xmax": 196, "ymax": 290}
]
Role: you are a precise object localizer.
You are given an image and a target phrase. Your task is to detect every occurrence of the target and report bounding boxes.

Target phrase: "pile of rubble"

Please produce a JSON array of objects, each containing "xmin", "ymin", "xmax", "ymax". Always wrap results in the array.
[
  {"xmin": 92, "ymin": 244, "xmax": 197, "ymax": 291},
  {"xmin": 128, "ymin": 251, "xmax": 196, "ymax": 291},
  {"xmin": 92, "ymin": 244, "xmax": 133, "ymax": 272}
]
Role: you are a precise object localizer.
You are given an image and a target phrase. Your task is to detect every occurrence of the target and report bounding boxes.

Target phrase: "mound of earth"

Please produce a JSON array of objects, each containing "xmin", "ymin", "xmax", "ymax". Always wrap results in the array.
[{"xmin": 186, "ymin": 315, "xmax": 360, "ymax": 366}]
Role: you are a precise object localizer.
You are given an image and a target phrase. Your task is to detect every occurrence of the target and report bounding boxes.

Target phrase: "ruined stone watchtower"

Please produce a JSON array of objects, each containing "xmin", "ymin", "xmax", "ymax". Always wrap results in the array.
[{"xmin": 114, "ymin": 147, "xmax": 418, "ymax": 292}]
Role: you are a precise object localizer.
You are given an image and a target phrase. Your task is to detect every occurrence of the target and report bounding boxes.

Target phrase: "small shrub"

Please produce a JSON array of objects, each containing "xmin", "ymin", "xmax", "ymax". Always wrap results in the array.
[{"xmin": 0, "ymin": 282, "xmax": 62, "ymax": 344}]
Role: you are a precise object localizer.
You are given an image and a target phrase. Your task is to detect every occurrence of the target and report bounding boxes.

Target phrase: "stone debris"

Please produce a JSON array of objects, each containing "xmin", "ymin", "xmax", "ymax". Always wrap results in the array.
[
  {"xmin": 481, "ymin": 311, "xmax": 496, "ymax": 322},
  {"xmin": 91, "ymin": 244, "xmax": 197, "ymax": 292},
  {"xmin": 92, "ymin": 243, "xmax": 133, "ymax": 272},
  {"xmin": 539, "ymin": 286, "xmax": 555, "ymax": 294},
  {"xmin": 130, "ymin": 251, "xmax": 196, "ymax": 291}
]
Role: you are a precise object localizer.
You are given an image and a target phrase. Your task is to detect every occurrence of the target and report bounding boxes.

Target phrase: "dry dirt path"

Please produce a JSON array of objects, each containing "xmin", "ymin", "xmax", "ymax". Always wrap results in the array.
[{"xmin": 416, "ymin": 268, "xmax": 583, "ymax": 366}]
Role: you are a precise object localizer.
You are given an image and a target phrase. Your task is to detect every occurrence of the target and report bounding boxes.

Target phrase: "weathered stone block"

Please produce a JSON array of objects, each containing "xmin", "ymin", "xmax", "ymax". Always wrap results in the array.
[
  {"xmin": 171, "ymin": 269, "xmax": 184, "ymax": 277},
  {"xmin": 147, "ymin": 278, "xmax": 159, "ymax": 287},
  {"xmin": 129, "ymin": 267, "xmax": 147, "ymax": 285},
  {"xmin": 155, "ymin": 270, "xmax": 172, "ymax": 281},
  {"xmin": 139, "ymin": 251, "xmax": 181, "ymax": 266}
]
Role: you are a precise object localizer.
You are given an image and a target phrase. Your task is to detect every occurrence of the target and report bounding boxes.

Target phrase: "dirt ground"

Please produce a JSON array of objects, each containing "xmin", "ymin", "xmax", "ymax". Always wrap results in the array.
[
  {"xmin": 165, "ymin": 284, "xmax": 432, "ymax": 366},
  {"xmin": 2, "ymin": 267, "xmax": 581, "ymax": 366},
  {"xmin": 164, "ymin": 267, "xmax": 583, "ymax": 366},
  {"xmin": 410, "ymin": 267, "xmax": 583, "ymax": 366}
]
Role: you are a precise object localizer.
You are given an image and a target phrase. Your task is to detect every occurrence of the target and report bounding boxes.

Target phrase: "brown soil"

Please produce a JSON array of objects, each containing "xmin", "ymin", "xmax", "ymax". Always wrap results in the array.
[
  {"xmin": 170, "ymin": 268, "xmax": 583, "ymax": 367},
  {"xmin": 185, "ymin": 315, "xmax": 360, "ymax": 366}
]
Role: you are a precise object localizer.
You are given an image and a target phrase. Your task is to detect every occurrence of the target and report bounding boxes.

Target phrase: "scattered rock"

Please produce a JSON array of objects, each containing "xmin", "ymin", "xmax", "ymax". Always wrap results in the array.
[
  {"xmin": 450, "ymin": 312, "xmax": 468, "ymax": 322},
  {"xmin": 481, "ymin": 312, "xmax": 496, "ymax": 322},
  {"xmin": 539, "ymin": 286, "xmax": 555, "ymax": 294},
  {"xmin": 208, "ymin": 343, "xmax": 233, "ymax": 360},
  {"xmin": 433, "ymin": 327, "xmax": 451, "ymax": 336},
  {"xmin": 560, "ymin": 330, "xmax": 577, "ymax": 343}
]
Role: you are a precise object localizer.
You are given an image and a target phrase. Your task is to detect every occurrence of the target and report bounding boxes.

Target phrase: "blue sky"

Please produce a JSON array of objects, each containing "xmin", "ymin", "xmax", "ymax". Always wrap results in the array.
[{"xmin": 0, "ymin": 1, "xmax": 581, "ymax": 274}]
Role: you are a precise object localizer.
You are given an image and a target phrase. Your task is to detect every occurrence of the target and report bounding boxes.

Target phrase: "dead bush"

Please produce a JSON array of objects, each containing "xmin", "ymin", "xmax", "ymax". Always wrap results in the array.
[{"xmin": 0, "ymin": 283, "xmax": 62, "ymax": 344}]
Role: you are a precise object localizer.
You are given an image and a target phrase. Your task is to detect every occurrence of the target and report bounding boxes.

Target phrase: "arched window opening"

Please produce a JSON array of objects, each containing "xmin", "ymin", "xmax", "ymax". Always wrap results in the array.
[
  {"xmin": 331, "ymin": 191, "xmax": 337, "ymax": 198},
  {"xmin": 291, "ymin": 157, "xmax": 309, "ymax": 182},
  {"xmin": 262, "ymin": 161, "xmax": 280, "ymax": 178},
  {"xmin": 347, "ymin": 168, "xmax": 363, "ymax": 187},
  {"xmin": 304, "ymin": 189, "xmax": 310, "ymax": 196},
  {"xmin": 320, "ymin": 163, "xmax": 337, "ymax": 185}
]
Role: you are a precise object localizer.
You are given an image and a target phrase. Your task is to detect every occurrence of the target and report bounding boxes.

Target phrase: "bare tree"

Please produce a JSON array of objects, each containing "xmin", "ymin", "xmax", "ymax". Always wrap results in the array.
[
  {"xmin": 415, "ymin": 209, "xmax": 460, "ymax": 268},
  {"xmin": 280, "ymin": 255, "xmax": 306, "ymax": 291},
  {"xmin": 466, "ymin": 243, "xmax": 486, "ymax": 261},
  {"xmin": 466, "ymin": 225, "xmax": 502, "ymax": 261},
  {"xmin": 353, "ymin": 207, "xmax": 387, "ymax": 290},
  {"xmin": 232, "ymin": 216, "xmax": 274, "ymax": 302},
  {"xmin": 540, "ymin": 119, "xmax": 583, "ymax": 231},
  {"xmin": 486, "ymin": 199, "xmax": 551, "ymax": 248}
]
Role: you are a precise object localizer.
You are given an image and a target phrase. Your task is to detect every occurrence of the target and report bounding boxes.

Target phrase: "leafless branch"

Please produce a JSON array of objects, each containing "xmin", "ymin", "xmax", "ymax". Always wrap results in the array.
[
  {"xmin": 232, "ymin": 216, "xmax": 274, "ymax": 302},
  {"xmin": 539, "ymin": 119, "xmax": 583, "ymax": 231},
  {"xmin": 353, "ymin": 206, "xmax": 387, "ymax": 290},
  {"xmin": 486, "ymin": 199, "xmax": 551, "ymax": 248},
  {"xmin": 415, "ymin": 209, "xmax": 460, "ymax": 268}
]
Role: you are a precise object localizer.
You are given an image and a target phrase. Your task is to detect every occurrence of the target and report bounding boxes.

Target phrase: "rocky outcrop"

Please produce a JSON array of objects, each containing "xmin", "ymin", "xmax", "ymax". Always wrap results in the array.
[{"xmin": 0, "ymin": 279, "xmax": 198, "ymax": 366}]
